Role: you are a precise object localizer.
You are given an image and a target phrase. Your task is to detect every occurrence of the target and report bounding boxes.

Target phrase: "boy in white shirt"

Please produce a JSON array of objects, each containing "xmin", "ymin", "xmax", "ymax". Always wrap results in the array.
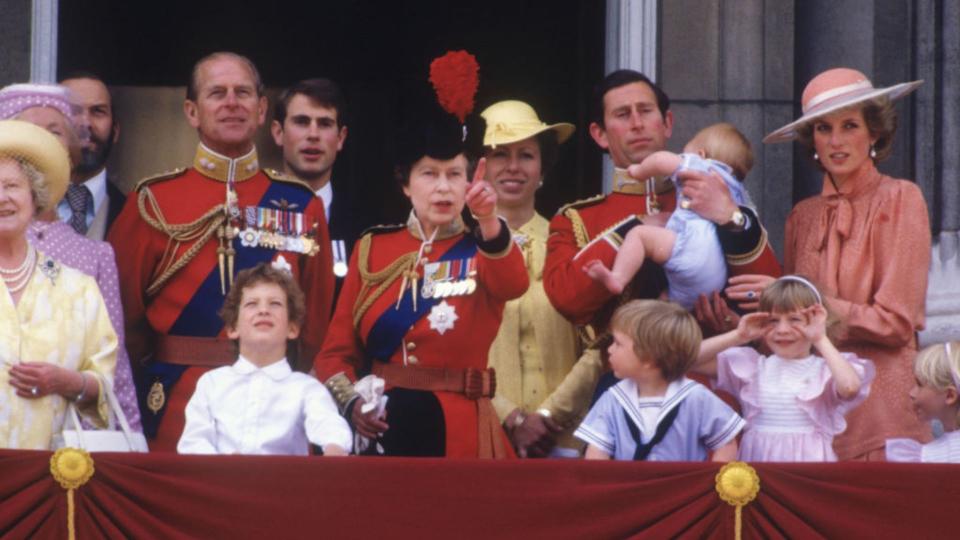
[{"xmin": 178, "ymin": 263, "xmax": 352, "ymax": 456}]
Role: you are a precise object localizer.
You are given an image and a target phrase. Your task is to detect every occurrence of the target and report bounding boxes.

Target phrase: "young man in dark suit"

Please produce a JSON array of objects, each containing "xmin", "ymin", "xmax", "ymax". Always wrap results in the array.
[{"xmin": 271, "ymin": 78, "xmax": 375, "ymax": 301}]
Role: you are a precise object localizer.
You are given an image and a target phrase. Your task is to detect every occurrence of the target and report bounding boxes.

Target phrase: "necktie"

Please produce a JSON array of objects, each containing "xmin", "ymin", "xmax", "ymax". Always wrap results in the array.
[{"xmin": 66, "ymin": 183, "xmax": 92, "ymax": 235}]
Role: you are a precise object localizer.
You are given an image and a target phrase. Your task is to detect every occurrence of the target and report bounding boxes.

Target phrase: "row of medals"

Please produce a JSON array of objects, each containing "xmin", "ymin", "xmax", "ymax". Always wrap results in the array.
[
  {"xmin": 236, "ymin": 206, "xmax": 320, "ymax": 256},
  {"xmin": 420, "ymin": 259, "xmax": 477, "ymax": 299}
]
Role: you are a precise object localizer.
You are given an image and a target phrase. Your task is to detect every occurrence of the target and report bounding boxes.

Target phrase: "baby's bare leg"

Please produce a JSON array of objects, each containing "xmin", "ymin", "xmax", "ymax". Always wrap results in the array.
[{"xmin": 584, "ymin": 225, "xmax": 676, "ymax": 294}]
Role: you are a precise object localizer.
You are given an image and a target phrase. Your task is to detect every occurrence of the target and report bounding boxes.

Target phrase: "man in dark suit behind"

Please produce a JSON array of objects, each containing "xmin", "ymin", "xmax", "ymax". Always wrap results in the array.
[
  {"xmin": 60, "ymin": 73, "xmax": 126, "ymax": 240},
  {"xmin": 271, "ymin": 78, "xmax": 375, "ymax": 302}
]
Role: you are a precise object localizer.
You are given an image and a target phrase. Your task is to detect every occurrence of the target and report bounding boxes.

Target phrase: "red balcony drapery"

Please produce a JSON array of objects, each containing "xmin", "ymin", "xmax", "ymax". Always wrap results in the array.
[{"xmin": 1, "ymin": 450, "xmax": 956, "ymax": 539}]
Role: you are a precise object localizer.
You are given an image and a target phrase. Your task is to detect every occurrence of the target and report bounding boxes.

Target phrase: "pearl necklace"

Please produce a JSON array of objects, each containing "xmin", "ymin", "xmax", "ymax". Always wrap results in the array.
[{"xmin": 1, "ymin": 246, "xmax": 36, "ymax": 293}]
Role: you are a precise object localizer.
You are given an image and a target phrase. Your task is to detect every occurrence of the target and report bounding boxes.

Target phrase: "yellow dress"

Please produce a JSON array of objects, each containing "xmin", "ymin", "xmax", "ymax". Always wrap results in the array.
[
  {"xmin": 487, "ymin": 214, "xmax": 585, "ymax": 451},
  {"xmin": 0, "ymin": 252, "xmax": 117, "ymax": 450}
]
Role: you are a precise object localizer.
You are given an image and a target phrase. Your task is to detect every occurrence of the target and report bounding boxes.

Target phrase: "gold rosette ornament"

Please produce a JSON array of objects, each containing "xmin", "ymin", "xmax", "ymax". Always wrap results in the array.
[
  {"xmin": 715, "ymin": 461, "xmax": 760, "ymax": 540},
  {"xmin": 50, "ymin": 448, "xmax": 95, "ymax": 540}
]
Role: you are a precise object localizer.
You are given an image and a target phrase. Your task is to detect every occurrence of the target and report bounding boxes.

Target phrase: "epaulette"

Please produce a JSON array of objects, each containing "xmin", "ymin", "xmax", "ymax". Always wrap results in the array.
[
  {"xmin": 556, "ymin": 193, "xmax": 606, "ymax": 215},
  {"xmin": 133, "ymin": 167, "xmax": 187, "ymax": 192},
  {"xmin": 359, "ymin": 223, "xmax": 406, "ymax": 239},
  {"xmin": 263, "ymin": 168, "xmax": 315, "ymax": 192}
]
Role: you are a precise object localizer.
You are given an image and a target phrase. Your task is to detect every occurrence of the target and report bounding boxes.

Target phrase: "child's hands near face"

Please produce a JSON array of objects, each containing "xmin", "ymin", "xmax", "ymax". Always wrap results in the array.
[
  {"xmin": 736, "ymin": 311, "xmax": 770, "ymax": 344},
  {"xmin": 798, "ymin": 304, "xmax": 828, "ymax": 343}
]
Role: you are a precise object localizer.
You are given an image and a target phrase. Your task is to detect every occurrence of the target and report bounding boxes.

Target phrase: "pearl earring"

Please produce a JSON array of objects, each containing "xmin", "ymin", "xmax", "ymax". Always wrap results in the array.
[
  {"xmin": 870, "ymin": 145, "xmax": 877, "ymax": 159},
  {"xmin": 538, "ymin": 180, "xmax": 544, "ymax": 188},
  {"xmin": 813, "ymin": 152, "xmax": 819, "ymax": 161}
]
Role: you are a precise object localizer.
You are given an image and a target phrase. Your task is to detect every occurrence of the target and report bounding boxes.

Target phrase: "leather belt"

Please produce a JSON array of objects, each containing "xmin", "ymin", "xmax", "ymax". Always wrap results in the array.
[
  {"xmin": 371, "ymin": 364, "xmax": 496, "ymax": 400},
  {"xmin": 371, "ymin": 363, "xmax": 508, "ymax": 458},
  {"xmin": 154, "ymin": 335, "xmax": 235, "ymax": 368}
]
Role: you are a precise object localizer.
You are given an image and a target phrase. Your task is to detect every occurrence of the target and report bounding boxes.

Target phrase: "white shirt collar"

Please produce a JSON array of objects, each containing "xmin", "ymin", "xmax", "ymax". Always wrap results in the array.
[
  {"xmin": 83, "ymin": 169, "xmax": 108, "ymax": 214},
  {"xmin": 232, "ymin": 355, "xmax": 292, "ymax": 381},
  {"xmin": 316, "ymin": 182, "xmax": 333, "ymax": 219}
]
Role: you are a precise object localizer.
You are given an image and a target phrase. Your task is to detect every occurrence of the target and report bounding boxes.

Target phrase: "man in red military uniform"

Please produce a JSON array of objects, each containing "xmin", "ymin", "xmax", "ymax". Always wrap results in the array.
[
  {"xmin": 109, "ymin": 52, "xmax": 334, "ymax": 451},
  {"xmin": 545, "ymin": 70, "xmax": 780, "ymax": 332},
  {"xmin": 539, "ymin": 70, "xmax": 782, "ymax": 409}
]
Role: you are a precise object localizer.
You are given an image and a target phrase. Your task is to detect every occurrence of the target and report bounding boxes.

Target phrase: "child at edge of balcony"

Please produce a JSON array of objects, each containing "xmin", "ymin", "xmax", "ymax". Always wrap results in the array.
[
  {"xmin": 576, "ymin": 299, "xmax": 744, "ymax": 461},
  {"xmin": 692, "ymin": 275, "xmax": 875, "ymax": 462},
  {"xmin": 177, "ymin": 262, "xmax": 351, "ymax": 456},
  {"xmin": 886, "ymin": 341, "xmax": 960, "ymax": 463}
]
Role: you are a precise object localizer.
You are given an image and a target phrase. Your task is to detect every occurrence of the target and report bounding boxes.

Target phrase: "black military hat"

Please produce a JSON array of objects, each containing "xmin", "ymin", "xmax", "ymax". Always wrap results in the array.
[{"xmin": 394, "ymin": 51, "xmax": 480, "ymax": 170}]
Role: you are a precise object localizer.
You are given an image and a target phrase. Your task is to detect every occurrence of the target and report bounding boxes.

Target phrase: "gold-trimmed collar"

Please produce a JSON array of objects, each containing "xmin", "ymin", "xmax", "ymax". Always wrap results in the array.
[
  {"xmin": 405, "ymin": 210, "xmax": 465, "ymax": 241},
  {"xmin": 193, "ymin": 143, "xmax": 260, "ymax": 183},
  {"xmin": 612, "ymin": 167, "xmax": 673, "ymax": 195}
]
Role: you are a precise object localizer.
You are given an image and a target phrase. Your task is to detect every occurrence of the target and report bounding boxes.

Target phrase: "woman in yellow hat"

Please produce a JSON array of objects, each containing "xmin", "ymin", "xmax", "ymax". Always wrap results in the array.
[
  {"xmin": 481, "ymin": 100, "xmax": 586, "ymax": 457},
  {"xmin": 729, "ymin": 68, "xmax": 930, "ymax": 460},
  {"xmin": 0, "ymin": 120, "xmax": 118, "ymax": 449}
]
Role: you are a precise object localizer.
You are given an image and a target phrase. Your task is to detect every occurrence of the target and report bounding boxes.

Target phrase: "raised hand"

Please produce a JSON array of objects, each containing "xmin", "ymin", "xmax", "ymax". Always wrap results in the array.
[
  {"xmin": 798, "ymin": 304, "xmax": 828, "ymax": 343},
  {"xmin": 737, "ymin": 311, "xmax": 771, "ymax": 344},
  {"xmin": 465, "ymin": 157, "xmax": 496, "ymax": 221}
]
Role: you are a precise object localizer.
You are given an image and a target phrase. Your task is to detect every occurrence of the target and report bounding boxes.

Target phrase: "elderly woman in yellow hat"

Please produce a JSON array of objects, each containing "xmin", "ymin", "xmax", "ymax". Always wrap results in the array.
[
  {"xmin": 0, "ymin": 120, "xmax": 118, "ymax": 449},
  {"xmin": 0, "ymin": 83, "xmax": 141, "ymax": 433},
  {"xmin": 481, "ymin": 100, "xmax": 587, "ymax": 457},
  {"xmin": 728, "ymin": 68, "xmax": 929, "ymax": 460}
]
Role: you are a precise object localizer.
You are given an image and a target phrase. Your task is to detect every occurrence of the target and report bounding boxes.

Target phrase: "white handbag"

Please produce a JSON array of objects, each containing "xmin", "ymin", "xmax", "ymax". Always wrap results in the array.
[{"xmin": 52, "ymin": 377, "xmax": 148, "ymax": 452}]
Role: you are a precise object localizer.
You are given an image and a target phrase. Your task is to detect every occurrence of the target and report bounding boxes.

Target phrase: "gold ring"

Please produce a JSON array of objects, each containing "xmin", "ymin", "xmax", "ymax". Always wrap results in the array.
[{"xmin": 723, "ymin": 316, "xmax": 732, "ymax": 323}]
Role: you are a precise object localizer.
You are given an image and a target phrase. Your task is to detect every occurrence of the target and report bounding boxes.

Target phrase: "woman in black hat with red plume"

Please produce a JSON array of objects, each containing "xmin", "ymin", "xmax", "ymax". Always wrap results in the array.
[{"xmin": 314, "ymin": 52, "xmax": 528, "ymax": 458}]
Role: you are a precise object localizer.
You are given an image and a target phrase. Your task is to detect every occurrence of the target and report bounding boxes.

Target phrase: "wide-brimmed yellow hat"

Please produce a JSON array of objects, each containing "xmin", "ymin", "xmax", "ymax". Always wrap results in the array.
[
  {"xmin": 0, "ymin": 120, "xmax": 70, "ymax": 212},
  {"xmin": 480, "ymin": 100, "xmax": 575, "ymax": 148}
]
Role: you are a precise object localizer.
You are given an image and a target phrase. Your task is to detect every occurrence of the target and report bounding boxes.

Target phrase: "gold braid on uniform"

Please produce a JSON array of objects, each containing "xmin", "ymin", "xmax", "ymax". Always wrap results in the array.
[
  {"xmin": 564, "ymin": 207, "xmax": 590, "ymax": 249},
  {"xmin": 351, "ymin": 234, "xmax": 419, "ymax": 329},
  {"xmin": 138, "ymin": 186, "xmax": 226, "ymax": 297}
]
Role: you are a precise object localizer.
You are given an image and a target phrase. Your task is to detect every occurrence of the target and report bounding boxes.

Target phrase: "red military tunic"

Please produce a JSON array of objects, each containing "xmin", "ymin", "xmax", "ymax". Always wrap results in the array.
[
  {"xmin": 544, "ymin": 174, "xmax": 782, "ymax": 330},
  {"xmin": 109, "ymin": 144, "xmax": 334, "ymax": 451},
  {"xmin": 315, "ymin": 214, "xmax": 528, "ymax": 458}
]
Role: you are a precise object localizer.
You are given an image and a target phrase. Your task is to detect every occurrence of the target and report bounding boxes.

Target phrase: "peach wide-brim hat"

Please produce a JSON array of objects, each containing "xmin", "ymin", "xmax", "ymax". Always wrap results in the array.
[
  {"xmin": 763, "ymin": 68, "xmax": 922, "ymax": 144},
  {"xmin": 0, "ymin": 120, "xmax": 71, "ymax": 210},
  {"xmin": 480, "ymin": 100, "xmax": 575, "ymax": 148}
]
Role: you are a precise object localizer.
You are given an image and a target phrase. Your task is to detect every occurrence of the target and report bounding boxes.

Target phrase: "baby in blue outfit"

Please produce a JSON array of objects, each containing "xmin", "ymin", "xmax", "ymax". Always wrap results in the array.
[{"xmin": 584, "ymin": 123, "xmax": 753, "ymax": 310}]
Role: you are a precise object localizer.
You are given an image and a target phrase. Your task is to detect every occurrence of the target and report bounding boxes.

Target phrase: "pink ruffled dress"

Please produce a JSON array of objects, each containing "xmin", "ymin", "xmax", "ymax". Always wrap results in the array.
[{"xmin": 716, "ymin": 347, "xmax": 876, "ymax": 462}]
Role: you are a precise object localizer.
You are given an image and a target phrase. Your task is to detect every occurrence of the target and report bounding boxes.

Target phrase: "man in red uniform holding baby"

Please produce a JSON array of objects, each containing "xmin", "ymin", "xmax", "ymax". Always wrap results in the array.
[
  {"xmin": 109, "ymin": 52, "xmax": 334, "ymax": 451},
  {"xmin": 538, "ymin": 70, "xmax": 781, "ymax": 411}
]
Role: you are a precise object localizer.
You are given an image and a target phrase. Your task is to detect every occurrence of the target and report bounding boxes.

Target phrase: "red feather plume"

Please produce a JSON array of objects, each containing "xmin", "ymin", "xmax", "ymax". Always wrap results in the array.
[{"xmin": 429, "ymin": 50, "xmax": 479, "ymax": 123}]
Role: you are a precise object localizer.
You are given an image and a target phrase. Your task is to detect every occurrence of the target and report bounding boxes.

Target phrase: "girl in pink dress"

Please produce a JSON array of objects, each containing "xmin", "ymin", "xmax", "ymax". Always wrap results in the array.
[{"xmin": 693, "ymin": 276, "xmax": 875, "ymax": 461}]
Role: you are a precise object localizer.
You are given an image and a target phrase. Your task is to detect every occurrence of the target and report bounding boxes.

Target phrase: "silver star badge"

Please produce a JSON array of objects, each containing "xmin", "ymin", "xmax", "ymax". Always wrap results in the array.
[{"xmin": 427, "ymin": 300, "xmax": 458, "ymax": 335}]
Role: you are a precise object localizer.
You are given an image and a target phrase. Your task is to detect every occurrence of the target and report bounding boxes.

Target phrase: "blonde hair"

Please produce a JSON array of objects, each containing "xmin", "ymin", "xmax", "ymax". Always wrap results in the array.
[
  {"xmin": 686, "ymin": 123, "xmax": 754, "ymax": 180},
  {"xmin": 914, "ymin": 341, "xmax": 960, "ymax": 390},
  {"xmin": 610, "ymin": 300, "xmax": 702, "ymax": 381},
  {"xmin": 914, "ymin": 341, "xmax": 960, "ymax": 424}
]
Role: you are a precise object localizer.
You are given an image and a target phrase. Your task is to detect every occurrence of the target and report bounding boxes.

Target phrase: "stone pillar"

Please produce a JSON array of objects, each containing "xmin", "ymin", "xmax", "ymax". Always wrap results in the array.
[
  {"xmin": 659, "ymin": 0, "xmax": 794, "ymax": 256},
  {"xmin": 602, "ymin": 0, "xmax": 658, "ymax": 194},
  {"xmin": 917, "ymin": 0, "xmax": 960, "ymax": 345},
  {"xmin": 31, "ymin": 0, "xmax": 59, "ymax": 83}
]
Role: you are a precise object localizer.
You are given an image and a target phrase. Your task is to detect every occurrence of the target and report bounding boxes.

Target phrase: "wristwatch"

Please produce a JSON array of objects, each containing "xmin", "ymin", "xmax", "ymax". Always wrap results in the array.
[{"xmin": 720, "ymin": 208, "xmax": 748, "ymax": 231}]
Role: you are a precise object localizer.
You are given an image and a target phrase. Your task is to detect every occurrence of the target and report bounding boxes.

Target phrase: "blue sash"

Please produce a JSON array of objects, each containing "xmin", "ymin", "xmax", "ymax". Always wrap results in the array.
[
  {"xmin": 143, "ymin": 179, "xmax": 314, "ymax": 437},
  {"xmin": 364, "ymin": 234, "xmax": 477, "ymax": 366},
  {"xmin": 169, "ymin": 180, "xmax": 314, "ymax": 336}
]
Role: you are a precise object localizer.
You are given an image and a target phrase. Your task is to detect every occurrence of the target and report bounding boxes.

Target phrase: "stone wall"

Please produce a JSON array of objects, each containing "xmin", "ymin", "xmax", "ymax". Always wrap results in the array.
[{"xmin": 659, "ymin": 0, "xmax": 795, "ymax": 258}]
